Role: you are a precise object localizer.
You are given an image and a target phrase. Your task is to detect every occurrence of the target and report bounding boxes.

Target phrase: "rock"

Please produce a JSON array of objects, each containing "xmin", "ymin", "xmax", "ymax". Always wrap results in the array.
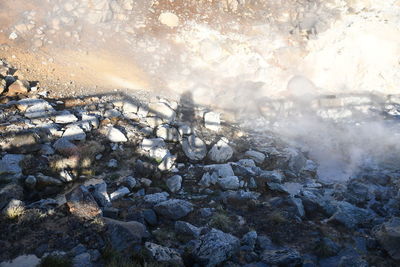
[
  {"xmin": 191, "ymin": 228, "xmax": 240, "ymax": 267},
  {"xmin": 175, "ymin": 221, "xmax": 201, "ymax": 238},
  {"xmin": 204, "ymin": 164, "xmax": 235, "ymax": 178},
  {"xmin": 55, "ymin": 111, "xmax": 78, "ymax": 124},
  {"xmin": 267, "ymin": 182, "xmax": 290, "ymax": 194},
  {"xmin": 122, "ymin": 101, "xmax": 139, "ymax": 118},
  {"xmin": 72, "ymin": 253, "xmax": 91, "ymax": 267},
  {"xmin": 238, "ymin": 159, "xmax": 256, "ymax": 168},
  {"xmin": 123, "ymin": 176, "xmax": 137, "ymax": 190},
  {"xmin": 110, "ymin": 187, "xmax": 130, "ymax": 201},
  {"xmin": 374, "ymin": 217, "xmax": 400, "ymax": 260},
  {"xmin": 66, "ymin": 186, "xmax": 102, "ymax": 220},
  {"xmin": 36, "ymin": 173, "xmax": 63, "ymax": 186},
  {"xmin": 182, "ymin": 135, "xmax": 207, "ymax": 161},
  {"xmin": 53, "ymin": 138, "xmax": 78, "ymax": 155},
  {"xmin": 144, "ymin": 242, "xmax": 183, "ymax": 265},
  {"xmin": 24, "ymin": 175, "xmax": 37, "ymax": 189},
  {"xmin": 328, "ymin": 201, "xmax": 374, "ymax": 229},
  {"xmin": 104, "ymin": 109, "xmax": 121, "ymax": 119},
  {"xmin": 0, "ymin": 154, "xmax": 24, "ymax": 181},
  {"xmin": 2, "ymin": 199, "xmax": 24, "ymax": 217},
  {"xmin": 91, "ymin": 182, "xmax": 111, "ymax": 207},
  {"xmin": 63, "ymin": 125, "xmax": 86, "ymax": 141},
  {"xmin": 204, "ymin": 111, "xmax": 220, "ymax": 131},
  {"xmin": 107, "ymin": 127, "xmax": 127, "ymax": 142},
  {"xmin": 158, "ymin": 12, "xmax": 180, "ymax": 28},
  {"xmin": 24, "ymin": 100, "xmax": 55, "ymax": 119},
  {"xmin": 158, "ymin": 152, "xmax": 176, "ymax": 171},
  {"xmin": 154, "ymin": 199, "xmax": 193, "ymax": 220},
  {"xmin": 143, "ymin": 209, "xmax": 158, "ymax": 226},
  {"xmin": 143, "ymin": 192, "xmax": 169, "ymax": 205},
  {"xmin": 199, "ymin": 208, "xmax": 213, "ymax": 217},
  {"xmin": 316, "ymin": 238, "xmax": 340, "ymax": 257},
  {"xmin": 208, "ymin": 138, "xmax": 233, "ymax": 163},
  {"xmin": 338, "ymin": 255, "xmax": 368, "ymax": 267},
  {"xmin": 107, "ymin": 159, "xmax": 118, "ymax": 168},
  {"xmin": 3, "ymin": 131, "xmax": 41, "ymax": 153},
  {"xmin": 261, "ymin": 248, "xmax": 302, "ymax": 267},
  {"xmin": 198, "ymin": 172, "xmax": 218, "ymax": 187},
  {"xmin": 218, "ymin": 176, "xmax": 240, "ymax": 190},
  {"xmin": 148, "ymin": 102, "xmax": 176, "ymax": 122},
  {"xmin": 244, "ymin": 150, "xmax": 265, "ymax": 164},
  {"xmin": 6, "ymin": 80, "xmax": 28, "ymax": 96},
  {"xmin": 40, "ymin": 144, "xmax": 55, "ymax": 155},
  {"xmin": 178, "ymin": 124, "xmax": 192, "ymax": 136},
  {"xmin": 156, "ymin": 124, "xmax": 180, "ymax": 142},
  {"xmin": 166, "ymin": 175, "xmax": 182, "ymax": 193},
  {"xmin": 104, "ymin": 217, "xmax": 149, "ymax": 252},
  {"xmin": 289, "ymin": 197, "xmax": 305, "ymax": 218},
  {"xmin": 141, "ymin": 138, "xmax": 168, "ymax": 161},
  {"xmin": 0, "ymin": 183, "xmax": 23, "ymax": 210},
  {"xmin": 0, "ymin": 254, "xmax": 40, "ymax": 267},
  {"xmin": 242, "ymin": 231, "xmax": 258, "ymax": 250},
  {"xmin": 259, "ymin": 170, "xmax": 285, "ymax": 183}
]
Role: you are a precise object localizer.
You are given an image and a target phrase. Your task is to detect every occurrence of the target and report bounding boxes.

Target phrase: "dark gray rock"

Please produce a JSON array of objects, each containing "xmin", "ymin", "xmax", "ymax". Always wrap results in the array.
[
  {"xmin": 143, "ymin": 192, "xmax": 169, "ymax": 205},
  {"xmin": 90, "ymin": 182, "xmax": 111, "ymax": 207},
  {"xmin": 143, "ymin": 209, "xmax": 158, "ymax": 226},
  {"xmin": 0, "ymin": 154, "xmax": 25, "ymax": 181},
  {"xmin": 242, "ymin": 231, "xmax": 258, "ymax": 250},
  {"xmin": 104, "ymin": 217, "xmax": 149, "ymax": 252},
  {"xmin": 338, "ymin": 255, "xmax": 368, "ymax": 267},
  {"xmin": 328, "ymin": 201, "xmax": 374, "ymax": 229},
  {"xmin": 175, "ymin": 221, "xmax": 201, "ymax": 238},
  {"xmin": 374, "ymin": 217, "xmax": 400, "ymax": 260},
  {"xmin": 154, "ymin": 199, "xmax": 193, "ymax": 220},
  {"xmin": 261, "ymin": 247, "xmax": 302, "ymax": 267},
  {"xmin": 191, "ymin": 228, "xmax": 240, "ymax": 267}
]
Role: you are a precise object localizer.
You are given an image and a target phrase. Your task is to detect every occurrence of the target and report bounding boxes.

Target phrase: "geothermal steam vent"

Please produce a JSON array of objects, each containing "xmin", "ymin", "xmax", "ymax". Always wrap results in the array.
[{"xmin": 0, "ymin": 0, "xmax": 400, "ymax": 266}]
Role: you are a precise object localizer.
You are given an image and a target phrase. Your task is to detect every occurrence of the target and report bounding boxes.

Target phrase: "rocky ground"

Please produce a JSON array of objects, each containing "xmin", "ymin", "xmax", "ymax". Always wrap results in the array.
[{"xmin": 0, "ymin": 59, "xmax": 400, "ymax": 267}]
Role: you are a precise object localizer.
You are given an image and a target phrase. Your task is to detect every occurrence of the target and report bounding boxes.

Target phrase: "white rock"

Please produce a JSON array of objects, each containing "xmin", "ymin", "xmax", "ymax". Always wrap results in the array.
[
  {"xmin": 141, "ymin": 138, "xmax": 168, "ymax": 161},
  {"xmin": 55, "ymin": 111, "xmax": 78, "ymax": 124},
  {"xmin": 244, "ymin": 150, "xmax": 265, "ymax": 164},
  {"xmin": 208, "ymin": 138, "xmax": 233, "ymax": 163},
  {"xmin": 63, "ymin": 125, "xmax": 86, "ymax": 141},
  {"xmin": 24, "ymin": 100, "xmax": 55, "ymax": 119},
  {"xmin": 148, "ymin": 102, "xmax": 176, "ymax": 122},
  {"xmin": 107, "ymin": 127, "xmax": 128, "ymax": 142},
  {"xmin": 204, "ymin": 111, "xmax": 221, "ymax": 131},
  {"xmin": 182, "ymin": 135, "xmax": 207, "ymax": 161},
  {"xmin": 156, "ymin": 124, "xmax": 180, "ymax": 142},
  {"xmin": 158, "ymin": 12, "xmax": 180, "ymax": 28},
  {"xmin": 166, "ymin": 175, "xmax": 182, "ymax": 193},
  {"xmin": 110, "ymin": 187, "xmax": 130, "ymax": 201},
  {"xmin": 158, "ymin": 152, "xmax": 176, "ymax": 171}
]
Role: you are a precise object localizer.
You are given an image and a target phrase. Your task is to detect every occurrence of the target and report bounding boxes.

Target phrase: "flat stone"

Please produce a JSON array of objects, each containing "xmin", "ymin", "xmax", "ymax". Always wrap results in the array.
[
  {"xmin": 66, "ymin": 185, "xmax": 102, "ymax": 220},
  {"xmin": 24, "ymin": 100, "xmax": 55, "ymax": 119},
  {"xmin": 154, "ymin": 199, "xmax": 193, "ymax": 220},
  {"xmin": 208, "ymin": 138, "xmax": 233, "ymax": 163},
  {"xmin": 148, "ymin": 102, "xmax": 176, "ymax": 122},
  {"xmin": 182, "ymin": 135, "xmax": 207, "ymax": 161},
  {"xmin": 55, "ymin": 111, "xmax": 78, "ymax": 124},
  {"xmin": 261, "ymin": 248, "xmax": 302, "ymax": 267}
]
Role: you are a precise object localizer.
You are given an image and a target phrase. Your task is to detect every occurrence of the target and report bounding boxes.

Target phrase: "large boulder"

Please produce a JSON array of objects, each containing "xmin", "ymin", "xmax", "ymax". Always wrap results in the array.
[
  {"xmin": 104, "ymin": 217, "xmax": 149, "ymax": 252},
  {"xmin": 154, "ymin": 199, "xmax": 193, "ymax": 220},
  {"xmin": 374, "ymin": 217, "xmax": 400, "ymax": 260},
  {"xmin": 66, "ymin": 186, "xmax": 102, "ymax": 220},
  {"xmin": 191, "ymin": 228, "xmax": 240, "ymax": 267}
]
